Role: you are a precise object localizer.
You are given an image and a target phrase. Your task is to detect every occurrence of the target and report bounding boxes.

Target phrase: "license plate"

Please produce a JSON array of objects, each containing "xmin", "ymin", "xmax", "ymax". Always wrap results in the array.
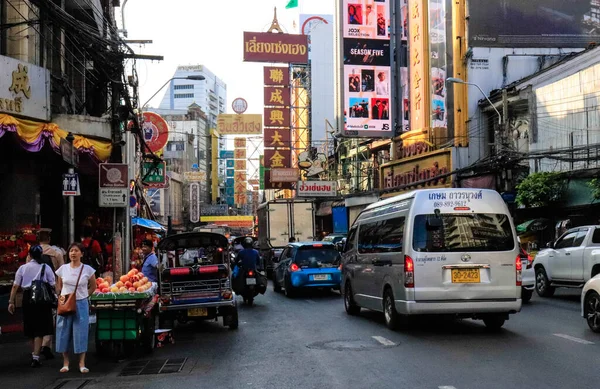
[
  {"xmin": 188, "ymin": 308, "xmax": 208, "ymax": 317},
  {"xmin": 313, "ymin": 274, "xmax": 330, "ymax": 281},
  {"xmin": 246, "ymin": 278, "xmax": 257, "ymax": 285},
  {"xmin": 451, "ymin": 268, "xmax": 480, "ymax": 283}
]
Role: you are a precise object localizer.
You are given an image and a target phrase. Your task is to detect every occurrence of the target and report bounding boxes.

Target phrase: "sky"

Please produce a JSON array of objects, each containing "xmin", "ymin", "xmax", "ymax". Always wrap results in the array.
[{"xmin": 121, "ymin": 0, "xmax": 335, "ymax": 113}]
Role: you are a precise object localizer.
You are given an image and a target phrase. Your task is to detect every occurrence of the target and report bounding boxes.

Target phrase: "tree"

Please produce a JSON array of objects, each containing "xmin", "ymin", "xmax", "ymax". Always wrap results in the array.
[
  {"xmin": 588, "ymin": 178, "xmax": 600, "ymax": 200},
  {"xmin": 515, "ymin": 172, "xmax": 565, "ymax": 208}
]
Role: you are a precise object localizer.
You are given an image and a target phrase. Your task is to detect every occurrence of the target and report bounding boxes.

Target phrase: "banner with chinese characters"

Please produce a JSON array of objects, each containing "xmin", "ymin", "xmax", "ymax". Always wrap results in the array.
[
  {"xmin": 234, "ymin": 148, "xmax": 247, "ymax": 160},
  {"xmin": 234, "ymin": 160, "xmax": 247, "ymax": 171},
  {"xmin": 339, "ymin": 0, "xmax": 393, "ymax": 138},
  {"xmin": 234, "ymin": 181, "xmax": 247, "ymax": 205},
  {"xmin": 264, "ymin": 107, "xmax": 291, "ymax": 128},
  {"xmin": 264, "ymin": 86, "xmax": 291, "ymax": 107},
  {"xmin": 264, "ymin": 148, "xmax": 292, "ymax": 169},
  {"xmin": 234, "ymin": 137, "xmax": 247, "ymax": 148},
  {"xmin": 234, "ymin": 136, "xmax": 247, "ymax": 206},
  {"xmin": 264, "ymin": 67, "xmax": 290, "ymax": 86},
  {"xmin": 264, "ymin": 128, "xmax": 291, "ymax": 148}
]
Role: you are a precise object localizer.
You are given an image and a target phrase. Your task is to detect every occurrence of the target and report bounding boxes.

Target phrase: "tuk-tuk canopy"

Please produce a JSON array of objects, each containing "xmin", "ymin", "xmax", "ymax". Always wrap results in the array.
[{"xmin": 157, "ymin": 232, "xmax": 229, "ymax": 251}]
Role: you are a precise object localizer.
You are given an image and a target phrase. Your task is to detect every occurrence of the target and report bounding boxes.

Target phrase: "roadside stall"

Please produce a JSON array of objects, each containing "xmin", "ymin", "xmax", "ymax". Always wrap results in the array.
[
  {"xmin": 0, "ymin": 226, "xmax": 39, "ymax": 307},
  {"xmin": 131, "ymin": 217, "xmax": 165, "ymax": 270},
  {"xmin": 90, "ymin": 269, "xmax": 159, "ymax": 358}
]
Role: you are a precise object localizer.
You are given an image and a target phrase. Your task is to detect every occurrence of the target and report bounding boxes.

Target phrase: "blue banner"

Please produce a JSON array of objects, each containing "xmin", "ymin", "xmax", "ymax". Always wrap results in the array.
[
  {"xmin": 226, "ymin": 187, "xmax": 235, "ymax": 196},
  {"xmin": 226, "ymin": 160, "xmax": 235, "ymax": 168},
  {"xmin": 226, "ymin": 169, "xmax": 235, "ymax": 177},
  {"xmin": 226, "ymin": 196, "xmax": 235, "ymax": 206},
  {"xmin": 226, "ymin": 178, "xmax": 235, "ymax": 187},
  {"xmin": 220, "ymin": 150, "xmax": 234, "ymax": 159}
]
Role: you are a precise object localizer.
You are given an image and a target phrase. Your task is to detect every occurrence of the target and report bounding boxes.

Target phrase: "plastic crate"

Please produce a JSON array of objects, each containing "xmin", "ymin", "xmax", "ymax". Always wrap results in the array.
[
  {"xmin": 97, "ymin": 329, "xmax": 137, "ymax": 341},
  {"xmin": 96, "ymin": 310, "xmax": 139, "ymax": 340}
]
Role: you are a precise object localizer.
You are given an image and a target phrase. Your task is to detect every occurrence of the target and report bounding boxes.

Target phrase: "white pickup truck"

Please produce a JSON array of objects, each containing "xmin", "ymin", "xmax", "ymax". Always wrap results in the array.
[{"xmin": 534, "ymin": 226, "xmax": 600, "ymax": 297}]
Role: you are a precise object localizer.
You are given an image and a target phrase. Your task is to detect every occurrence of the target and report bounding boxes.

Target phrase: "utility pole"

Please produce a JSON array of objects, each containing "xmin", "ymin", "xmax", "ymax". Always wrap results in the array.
[{"xmin": 502, "ymin": 89, "xmax": 510, "ymax": 192}]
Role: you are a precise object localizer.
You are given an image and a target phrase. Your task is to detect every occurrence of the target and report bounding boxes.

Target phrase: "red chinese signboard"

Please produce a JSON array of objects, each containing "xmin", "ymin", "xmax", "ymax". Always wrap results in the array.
[
  {"xmin": 264, "ymin": 66, "xmax": 290, "ymax": 85},
  {"xmin": 264, "ymin": 86, "xmax": 290, "ymax": 107},
  {"xmin": 264, "ymin": 128, "xmax": 291, "ymax": 148},
  {"xmin": 264, "ymin": 148, "xmax": 291, "ymax": 169},
  {"xmin": 243, "ymin": 32, "xmax": 308, "ymax": 64},
  {"xmin": 264, "ymin": 107, "xmax": 291, "ymax": 128}
]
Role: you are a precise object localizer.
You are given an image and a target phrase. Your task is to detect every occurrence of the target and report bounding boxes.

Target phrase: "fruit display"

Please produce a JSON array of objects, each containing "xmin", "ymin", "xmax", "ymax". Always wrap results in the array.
[{"xmin": 93, "ymin": 268, "xmax": 153, "ymax": 295}]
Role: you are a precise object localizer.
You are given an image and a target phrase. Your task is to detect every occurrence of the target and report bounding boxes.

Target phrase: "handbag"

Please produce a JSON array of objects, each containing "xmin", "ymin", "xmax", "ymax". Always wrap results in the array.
[
  {"xmin": 30, "ymin": 264, "xmax": 58, "ymax": 307},
  {"xmin": 57, "ymin": 265, "xmax": 84, "ymax": 317}
]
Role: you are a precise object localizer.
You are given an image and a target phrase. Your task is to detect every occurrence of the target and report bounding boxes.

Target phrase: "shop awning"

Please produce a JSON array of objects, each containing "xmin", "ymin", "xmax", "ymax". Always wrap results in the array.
[
  {"xmin": 132, "ymin": 217, "xmax": 166, "ymax": 231},
  {"xmin": 517, "ymin": 218, "xmax": 551, "ymax": 235}
]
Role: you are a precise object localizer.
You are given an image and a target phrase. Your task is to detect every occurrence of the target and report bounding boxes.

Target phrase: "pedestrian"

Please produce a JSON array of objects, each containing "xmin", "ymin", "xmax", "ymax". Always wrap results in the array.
[
  {"xmin": 7, "ymin": 245, "xmax": 56, "ymax": 367},
  {"xmin": 141, "ymin": 240, "xmax": 159, "ymax": 284},
  {"xmin": 55, "ymin": 242, "xmax": 96, "ymax": 374}
]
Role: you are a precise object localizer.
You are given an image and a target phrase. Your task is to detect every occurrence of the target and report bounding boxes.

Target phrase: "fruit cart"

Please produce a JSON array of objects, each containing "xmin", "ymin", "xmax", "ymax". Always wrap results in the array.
[{"xmin": 90, "ymin": 285, "xmax": 158, "ymax": 359}]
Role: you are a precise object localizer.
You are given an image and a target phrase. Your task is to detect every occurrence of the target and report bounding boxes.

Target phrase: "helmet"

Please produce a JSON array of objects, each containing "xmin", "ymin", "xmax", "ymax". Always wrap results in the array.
[
  {"xmin": 29, "ymin": 245, "xmax": 44, "ymax": 260},
  {"xmin": 242, "ymin": 237, "xmax": 254, "ymax": 249}
]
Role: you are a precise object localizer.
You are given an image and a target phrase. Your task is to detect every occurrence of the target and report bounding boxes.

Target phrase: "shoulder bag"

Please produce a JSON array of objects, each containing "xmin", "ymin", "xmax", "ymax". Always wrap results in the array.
[
  {"xmin": 30, "ymin": 264, "xmax": 58, "ymax": 307},
  {"xmin": 57, "ymin": 265, "xmax": 84, "ymax": 316}
]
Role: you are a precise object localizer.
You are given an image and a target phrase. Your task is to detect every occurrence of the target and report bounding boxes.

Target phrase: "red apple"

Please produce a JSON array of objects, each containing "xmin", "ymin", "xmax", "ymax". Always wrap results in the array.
[
  {"xmin": 101, "ymin": 287, "xmax": 109, "ymax": 293},
  {"xmin": 125, "ymin": 281, "xmax": 132, "ymax": 288}
]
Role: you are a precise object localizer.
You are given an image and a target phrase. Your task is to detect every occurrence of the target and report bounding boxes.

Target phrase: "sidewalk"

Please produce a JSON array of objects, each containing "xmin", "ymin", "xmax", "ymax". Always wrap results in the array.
[{"xmin": 0, "ymin": 293, "xmax": 24, "ymax": 335}]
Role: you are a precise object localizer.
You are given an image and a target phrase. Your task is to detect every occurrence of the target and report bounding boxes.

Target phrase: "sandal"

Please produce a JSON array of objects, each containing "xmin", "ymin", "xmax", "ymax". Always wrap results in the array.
[
  {"xmin": 79, "ymin": 367, "xmax": 89, "ymax": 374},
  {"xmin": 60, "ymin": 366, "xmax": 69, "ymax": 373}
]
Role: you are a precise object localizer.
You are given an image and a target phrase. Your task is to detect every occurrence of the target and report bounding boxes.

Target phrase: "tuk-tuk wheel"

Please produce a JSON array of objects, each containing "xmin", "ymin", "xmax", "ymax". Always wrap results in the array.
[{"xmin": 227, "ymin": 307, "xmax": 239, "ymax": 330}]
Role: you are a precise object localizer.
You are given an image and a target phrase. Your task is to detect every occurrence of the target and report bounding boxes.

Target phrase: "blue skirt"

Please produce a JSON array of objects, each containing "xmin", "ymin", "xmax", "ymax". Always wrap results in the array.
[{"xmin": 56, "ymin": 299, "xmax": 90, "ymax": 354}]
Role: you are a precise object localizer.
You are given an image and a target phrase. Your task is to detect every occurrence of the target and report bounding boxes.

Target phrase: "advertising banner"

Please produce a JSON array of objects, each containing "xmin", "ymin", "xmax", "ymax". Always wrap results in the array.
[
  {"xmin": 217, "ymin": 114, "xmax": 262, "ymax": 134},
  {"xmin": 264, "ymin": 86, "xmax": 291, "ymax": 107},
  {"xmin": 270, "ymin": 168, "xmax": 300, "ymax": 182},
  {"xmin": 226, "ymin": 169, "xmax": 235, "ymax": 177},
  {"xmin": 264, "ymin": 107, "xmax": 291, "ymax": 127},
  {"xmin": 340, "ymin": 0, "xmax": 392, "ymax": 138},
  {"xmin": 264, "ymin": 128, "xmax": 291, "ymax": 148},
  {"xmin": 189, "ymin": 183, "xmax": 200, "ymax": 223},
  {"xmin": 220, "ymin": 150, "xmax": 234, "ymax": 159},
  {"xmin": 234, "ymin": 160, "xmax": 247, "ymax": 171},
  {"xmin": 234, "ymin": 137, "xmax": 247, "ymax": 148},
  {"xmin": 264, "ymin": 171, "xmax": 293, "ymax": 190},
  {"xmin": 200, "ymin": 204, "xmax": 228, "ymax": 216},
  {"xmin": 264, "ymin": 148, "xmax": 292, "ymax": 169},
  {"xmin": 243, "ymin": 32, "xmax": 309, "ymax": 64},
  {"xmin": 0, "ymin": 55, "xmax": 51, "ymax": 121},
  {"xmin": 183, "ymin": 171, "xmax": 206, "ymax": 181},
  {"xmin": 234, "ymin": 149, "xmax": 247, "ymax": 159},
  {"xmin": 430, "ymin": 0, "xmax": 447, "ymax": 130},
  {"xmin": 226, "ymin": 159, "xmax": 235, "ymax": 168},
  {"xmin": 408, "ymin": 0, "xmax": 431, "ymax": 131},
  {"xmin": 137, "ymin": 112, "xmax": 170, "ymax": 153},
  {"xmin": 264, "ymin": 67, "xmax": 290, "ymax": 86},
  {"xmin": 380, "ymin": 149, "xmax": 452, "ymax": 191},
  {"xmin": 468, "ymin": 0, "xmax": 600, "ymax": 48},
  {"xmin": 297, "ymin": 181, "xmax": 337, "ymax": 197},
  {"xmin": 200, "ymin": 216, "xmax": 254, "ymax": 228}
]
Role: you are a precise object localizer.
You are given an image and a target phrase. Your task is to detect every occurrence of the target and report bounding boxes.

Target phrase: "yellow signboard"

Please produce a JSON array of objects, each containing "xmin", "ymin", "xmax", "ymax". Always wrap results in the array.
[
  {"xmin": 380, "ymin": 149, "xmax": 452, "ymax": 195},
  {"xmin": 217, "ymin": 114, "xmax": 262, "ymax": 135},
  {"xmin": 408, "ymin": 0, "xmax": 431, "ymax": 131}
]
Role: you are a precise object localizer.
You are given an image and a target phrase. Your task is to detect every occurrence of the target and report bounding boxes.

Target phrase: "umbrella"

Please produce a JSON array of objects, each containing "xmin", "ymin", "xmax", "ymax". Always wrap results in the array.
[{"xmin": 132, "ymin": 217, "xmax": 166, "ymax": 231}]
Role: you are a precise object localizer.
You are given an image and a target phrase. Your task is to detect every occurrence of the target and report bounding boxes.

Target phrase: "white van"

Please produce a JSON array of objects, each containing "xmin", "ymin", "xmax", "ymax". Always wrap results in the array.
[{"xmin": 341, "ymin": 188, "xmax": 522, "ymax": 330}]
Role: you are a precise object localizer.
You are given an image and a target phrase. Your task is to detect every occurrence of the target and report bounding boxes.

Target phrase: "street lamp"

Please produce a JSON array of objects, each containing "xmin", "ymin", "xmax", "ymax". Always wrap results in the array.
[
  {"xmin": 446, "ymin": 77, "xmax": 502, "ymax": 125},
  {"xmin": 141, "ymin": 75, "xmax": 206, "ymax": 109}
]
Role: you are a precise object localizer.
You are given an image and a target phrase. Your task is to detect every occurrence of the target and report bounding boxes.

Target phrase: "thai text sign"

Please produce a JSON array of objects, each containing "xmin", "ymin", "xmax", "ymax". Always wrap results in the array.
[
  {"xmin": 297, "ymin": 181, "xmax": 337, "ymax": 197},
  {"xmin": 0, "ymin": 55, "xmax": 50, "ymax": 121},
  {"xmin": 380, "ymin": 149, "xmax": 452, "ymax": 191},
  {"xmin": 183, "ymin": 171, "xmax": 206, "ymax": 181},
  {"xmin": 264, "ymin": 107, "xmax": 291, "ymax": 127},
  {"xmin": 264, "ymin": 67, "xmax": 290, "ymax": 85},
  {"xmin": 217, "ymin": 114, "xmax": 262, "ymax": 134},
  {"xmin": 200, "ymin": 216, "xmax": 254, "ymax": 228},
  {"xmin": 271, "ymin": 168, "xmax": 299, "ymax": 182},
  {"xmin": 264, "ymin": 87, "xmax": 290, "ymax": 107},
  {"xmin": 220, "ymin": 150, "xmax": 234, "ymax": 159},
  {"xmin": 244, "ymin": 32, "xmax": 308, "ymax": 64}
]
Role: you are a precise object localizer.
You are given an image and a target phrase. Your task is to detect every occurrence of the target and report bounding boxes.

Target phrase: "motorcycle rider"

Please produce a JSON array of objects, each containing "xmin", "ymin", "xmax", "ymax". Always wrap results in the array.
[{"xmin": 236, "ymin": 237, "xmax": 261, "ymax": 273}]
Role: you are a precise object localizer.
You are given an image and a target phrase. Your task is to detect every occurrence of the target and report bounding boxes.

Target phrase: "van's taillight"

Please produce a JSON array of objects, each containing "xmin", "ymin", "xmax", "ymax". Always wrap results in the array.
[
  {"xmin": 527, "ymin": 254, "xmax": 534, "ymax": 269},
  {"xmin": 290, "ymin": 263, "xmax": 300, "ymax": 272},
  {"xmin": 515, "ymin": 255, "xmax": 522, "ymax": 286},
  {"xmin": 404, "ymin": 256, "xmax": 415, "ymax": 288}
]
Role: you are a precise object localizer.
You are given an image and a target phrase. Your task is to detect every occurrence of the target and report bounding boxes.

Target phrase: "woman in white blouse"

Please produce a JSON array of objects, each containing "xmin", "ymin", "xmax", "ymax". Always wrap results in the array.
[
  {"xmin": 7, "ymin": 245, "xmax": 56, "ymax": 368},
  {"xmin": 55, "ymin": 242, "xmax": 96, "ymax": 374}
]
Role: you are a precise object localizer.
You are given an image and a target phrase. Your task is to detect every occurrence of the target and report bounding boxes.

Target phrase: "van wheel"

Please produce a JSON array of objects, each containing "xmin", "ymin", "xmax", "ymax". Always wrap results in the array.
[
  {"xmin": 383, "ymin": 289, "xmax": 408, "ymax": 330},
  {"xmin": 522, "ymin": 288, "xmax": 533, "ymax": 303},
  {"xmin": 483, "ymin": 315, "xmax": 506, "ymax": 331},
  {"xmin": 344, "ymin": 282, "xmax": 360, "ymax": 316},
  {"xmin": 535, "ymin": 268, "xmax": 555, "ymax": 297}
]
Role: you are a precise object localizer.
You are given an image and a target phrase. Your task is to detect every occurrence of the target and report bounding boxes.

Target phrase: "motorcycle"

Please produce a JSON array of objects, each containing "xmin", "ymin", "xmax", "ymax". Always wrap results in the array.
[{"xmin": 240, "ymin": 269, "xmax": 259, "ymax": 306}]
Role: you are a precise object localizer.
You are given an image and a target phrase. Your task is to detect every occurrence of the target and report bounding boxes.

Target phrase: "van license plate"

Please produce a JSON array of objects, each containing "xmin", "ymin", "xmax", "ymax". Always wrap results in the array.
[
  {"xmin": 188, "ymin": 308, "xmax": 208, "ymax": 317},
  {"xmin": 246, "ymin": 278, "xmax": 257, "ymax": 285},
  {"xmin": 451, "ymin": 269, "xmax": 480, "ymax": 283},
  {"xmin": 312, "ymin": 274, "xmax": 330, "ymax": 281}
]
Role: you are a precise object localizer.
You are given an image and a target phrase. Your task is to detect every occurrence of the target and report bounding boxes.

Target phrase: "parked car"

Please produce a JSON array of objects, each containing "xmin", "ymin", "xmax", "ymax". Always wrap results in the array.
[
  {"xmin": 263, "ymin": 248, "xmax": 284, "ymax": 279},
  {"xmin": 273, "ymin": 242, "xmax": 342, "ymax": 297},
  {"xmin": 534, "ymin": 226, "xmax": 600, "ymax": 297},
  {"xmin": 581, "ymin": 274, "xmax": 600, "ymax": 333},
  {"xmin": 322, "ymin": 234, "xmax": 347, "ymax": 244},
  {"xmin": 520, "ymin": 247, "xmax": 535, "ymax": 303},
  {"xmin": 342, "ymin": 188, "xmax": 522, "ymax": 330}
]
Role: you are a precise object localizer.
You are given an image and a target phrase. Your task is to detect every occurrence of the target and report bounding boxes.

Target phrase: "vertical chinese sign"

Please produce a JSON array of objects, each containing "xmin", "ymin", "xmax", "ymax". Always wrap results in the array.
[
  {"xmin": 408, "ymin": 0, "xmax": 430, "ymax": 131},
  {"xmin": 234, "ymin": 137, "xmax": 247, "ymax": 205},
  {"xmin": 263, "ymin": 66, "xmax": 293, "ymax": 190},
  {"xmin": 340, "ymin": 0, "xmax": 393, "ymax": 138}
]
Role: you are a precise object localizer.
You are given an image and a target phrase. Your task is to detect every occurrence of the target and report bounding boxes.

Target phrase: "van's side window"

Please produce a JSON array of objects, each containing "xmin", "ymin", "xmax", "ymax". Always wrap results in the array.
[
  {"xmin": 345, "ymin": 228, "xmax": 357, "ymax": 252},
  {"xmin": 358, "ymin": 217, "xmax": 405, "ymax": 254}
]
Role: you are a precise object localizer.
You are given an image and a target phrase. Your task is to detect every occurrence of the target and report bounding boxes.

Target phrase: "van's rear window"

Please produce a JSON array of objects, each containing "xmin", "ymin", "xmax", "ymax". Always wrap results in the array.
[{"xmin": 412, "ymin": 214, "xmax": 514, "ymax": 252}]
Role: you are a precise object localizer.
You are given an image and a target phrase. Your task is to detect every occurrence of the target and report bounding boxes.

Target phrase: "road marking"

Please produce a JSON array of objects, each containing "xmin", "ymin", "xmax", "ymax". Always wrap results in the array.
[
  {"xmin": 553, "ymin": 333, "xmax": 595, "ymax": 345},
  {"xmin": 372, "ymin": 336, "xmax": 396, "ymax": 346},
  {"xmin": 306, "ymin": 299, "xmax": 317, "ymax": 304},
  {"xmin": 438, "ymin": 386, "xmax": 457, "ymax": 389}
]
